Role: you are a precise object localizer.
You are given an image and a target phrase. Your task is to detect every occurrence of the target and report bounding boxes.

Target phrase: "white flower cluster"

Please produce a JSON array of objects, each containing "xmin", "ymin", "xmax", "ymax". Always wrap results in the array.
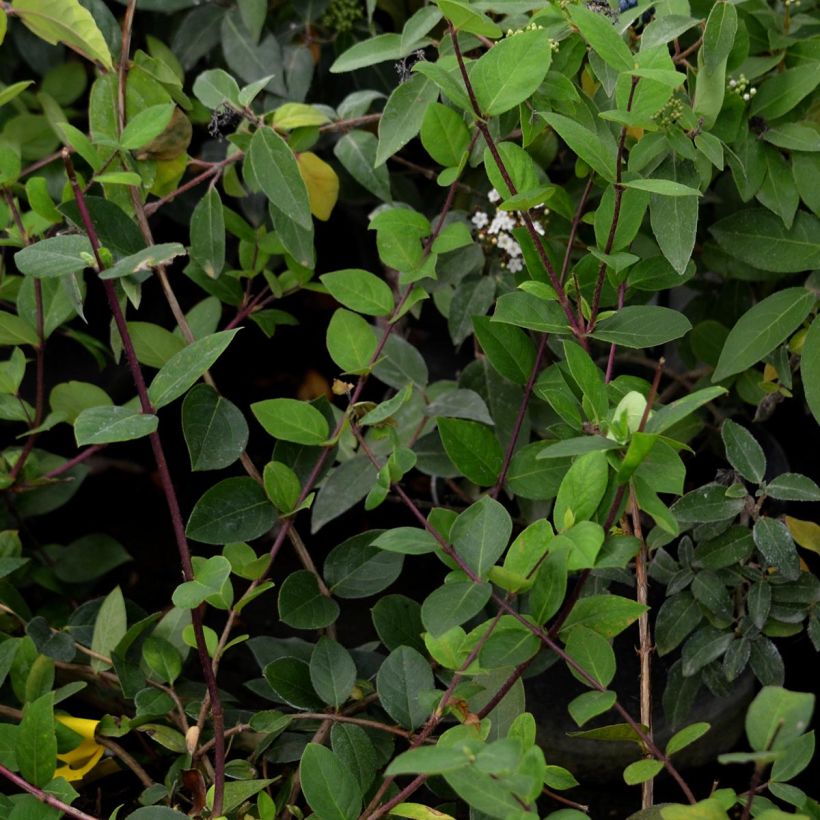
[
  {"xmin": 470, "ymin": 189, "xmax": 548, "ymax": 274},
  {"xmin": 728, "ymin": 74, "xmax": 758, "ymax": 103}
]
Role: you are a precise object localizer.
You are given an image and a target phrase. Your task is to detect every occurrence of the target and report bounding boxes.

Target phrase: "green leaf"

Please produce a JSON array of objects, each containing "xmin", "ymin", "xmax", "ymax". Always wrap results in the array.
[
  {"xmin": 554, "ymin": 450, "xmax": 609, "ymax": 530},
  {"xmin": 800, "ymin": 315, "xmax": 820, "ymax": 426},
  {"xmin": 422, "ymin": 581, "xmax": 491, "ymax": 637},
  {"xmin": 622, "ymin": 179, "xmax": 701, "ymax": 197},
  {"xmin": 710, "ymin": 209, "xmax": 820, "ymax": 273},
  {"xmin": 148, "ymin": 329, "xmax": 238, "ymax": 409},
  {"xmin": 540, "ymin": 112, "xmax": 615, "ymax": 182},
  {"xmin": 129, "ymin": 322, "xmax": 186, "ymax": 369},
  {"xmin": 220, "ymin": 9, "xmax": 284, "ymax": 94},
  {"xmin": 568, "ymin": 4, "xmax": 633, "ymax": 72},
  {"xmin": 372, "ymin": 527, "xmax": 438, "ymax": 555},
  {"xmin": 591, "ymin": 306, "xmax": 692, "ymax": 349},
  {"xmin": 91, "ymin": 586, "xmax": 127, "ymax": 673},
  {"xmin": 74, "ymin": 406, "xmax": 158, "ymax": 445},
  {"xmin": 263, "ymin": 461, "xmax": 302, "ymax": 513},
  {"xmin": 330, "ymin": 33, "xmax": 404, "ymax": 73},
  {"xmin": 386, "ymin": 745, "xmax": 471, "ymax": 776},
  {"xmin": 646, "ymin": 386, "xmax": 727, "ymax": 434},
  {"xmin": 451, "ymin": 496, "xmax": 512, "ymax": 579},
  {"xmin": 568, "ymin": 690, "xmax": 617, "ymax": 727},
  {"xmin": 655, "ymin": 593, "xmax": 702, "ymax": 656},
  {"xmin": 437, "ymin": 418, "xmax": 503, "ymax": 486},
  {"xmin": 120, "ymin": 103, "xmax": 175, "ymax": 150},
  {"xmin": 435, "ymin": 0, "xmax": 501, "ymax": 38},
  {"xmin": 251, "ymin": 398, "xmax": 329, "ymax": 445},
  {"xmin": 673, "ymin": 484, "xmax": 744, "ymax": 527},
  {"xmin": 186, "ymin": 477, "xmax": 276, "ymax": 544},
  {"xmin": 310, "ymin": 637, "xmax": 356, "ymax": 708},
  {"xmin": 472, "ymin": 316, "xmax": 535, "ymax": 385},
  {"xmin": 753, "ymin": 517, "xmax": 800, "ymax": 581},
  {"xmin": 182, "ymin": 384, "xmax": 248, "ymax": 471},
  {"xmin": 750, "ymin": 65, "xmax": 820, "ymax": 121},
  {"xmin": 681, "ymin": 626, "xmax": 734, "ymax": 676},
  {"xmin": 142, "ymin": 635, "xmax": 183, "ymax": 683},
  {"xmin": 172, "ymin": 555, "xmax": 231, "ymax": 608},
  {"xmin": 17, "ymin": 692, "xmax": 55, "ymax": 787},
  {"xmin": 376, "ymin": 646, "xmax": 434, "ymax": 729},
  {"xmin": 301, "ymin": 743, "xmax": 362, "ymax": 820},
  {"xmin": 210, "ymin": 780, "xmax": 277, "ymax": 815},
  {"xmin": 721, "ymin": 420, "xmax": 765, "ymax": 484},
  {"xmin": 492, "ymin": 291, "xmax": 570, "ymax": 334},
  {"xmin": 372, "ymin": 594, "xmax": 425, "ymax": 653},
  {"xmin": 667, "ymin": 722, "xmax": 711, "ymax": 755},
  {"xmin": 278, "ymin": 570, "xmax": 339, "ymax": 629},
  {"xmin": 320, "ymin": 269, "xmax": 394, "ymax": 317},
  {"xmin": 420, "ymin": 102, "xmax": 470, "ymax": 167},
  {"xmin": 12, "ymin": 0, "xmax": 113, "ymax": 69},
  {"xmin": 701, "ymin": 1, "xmax": 737, "ymax": 74},
  {"xmin": 471, "ymin": 29, "xmax": 552, "ymax": 115},
  {"xmin": 14, "ymin": 235, "xmax": 92, "ymax": 278},
  {"xmin": 376, "ymin": 74, "xmax": 438, "ymax": 166},
  {"xmin": 333, "ymin": 131, "xmax": 392, "ymax": 203},
  {"xmin": 326, "ymin": 308, "xmax": 377, "ymax": 373},
  {"xmin": 560, "ymin": 595, "xmax": 647, "ymax": 638},
  {"xmin": 649, "ymin": 157, "xmax": 699, "ymax": 275},
  {"xmin": 623, "ymin": 759, "xmax": 663, "ymax": 785},
  {"xmin": 324, "ymin": 531, "xmax": 403, "ymax": 598},
  {"xmin": 766, "ymin": 473, "xmax": 820, "ymax": 502},
  {"xmin": 246, "ymin": 126, "xmax": 312, "ymax": 230},
  {"xmin": 190, "ymin": 187, "xmax": 225, "ymax": 279},
  {"xmin": 331, "ymin": 724, "xmax": 379, "ymax": 793},
  {"xmin": 565, "ymin": 625, "xmax": 616, "ymax": 687},
  {"xmin": 264, "ymin": 658, "xmax": 323, "ymax": 709},
  {"xmin": 311, "ymin": 457, "xmax": 378, "ymax": 533},
  {"xmin": 745, "ymin": 686, "xmax": 814, "ymax": 752},
  {"xmin": 712, "ymin": 288, "xmax": 815, "ymax": 382},
  {"xmin": 192, "ymin": 68, "xmax": 241, "ymax": 109},
  {"xmin": 0, "ymin": 80, "xmax": 34, "ymax": 108},
  {"xmin": 99, "ymin": 243, "xmax": 187, "ymax": 280}
]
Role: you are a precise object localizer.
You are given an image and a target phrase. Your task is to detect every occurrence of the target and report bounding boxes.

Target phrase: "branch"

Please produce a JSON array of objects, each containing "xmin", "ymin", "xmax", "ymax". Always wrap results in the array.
[
  {"xmin": 588, "ymin": 76, "xmax": 639, "ymax": 331},
  {"xmin": 62, "ymin": 150, "xmax": 226, "ymax": 817},
  {"xmin": 0, "ymin": 764, "xmax": 99, "ymax": 820},
  {"xmin": 490, "ymin": 332, "xmax": 549, "ymax": 499},
  {"xmin": 448, "ymin": 26, "xmax": 585, "ymax": 343}
]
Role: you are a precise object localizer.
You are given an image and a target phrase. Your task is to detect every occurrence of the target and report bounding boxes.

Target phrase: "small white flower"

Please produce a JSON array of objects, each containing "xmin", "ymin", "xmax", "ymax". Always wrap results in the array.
[
  {"xmin": 487, "ymin": 188, "xmax": 501, "ymax": 203},
  {"xmin": 508, "ymin": 257, "xmax": 524, "ymax": 273},
  {"xmin": 488, "ymin": 213, "xmax": 515, "ymax": 235},
  {"xmin": 729, "ymin": 79, "xmax": 737, "ymax": 88},
  {"xmin": 750, "ymin": 87, "xmax": 757, "ymax": 96},
  {"xmin": 471, "ymin": 211, "xmax": 489, "ymax": 229},
  {"xmin": 743, "ymin": 93, "xmax": 750, "ymax": 101},
  {"xmin": 532, "ymin": 220, "xmax": 546, "ymax": 236}
]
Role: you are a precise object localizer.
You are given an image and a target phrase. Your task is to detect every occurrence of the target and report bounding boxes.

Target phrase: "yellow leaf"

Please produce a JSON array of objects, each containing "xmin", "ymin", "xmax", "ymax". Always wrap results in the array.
[
  {"xmin": 149, "ymin": 153, "xmax": 190, "ymax": 198},
  {"xmin": 626, "ymin": 126, "xmax": 644, "ymax": 141},
  {"xmin": 273, "ymin": 103, "xmax": 330, "ymax": 130},
  {"xmin": 297, "ymin": 152, "xmax": 339, "ymax": 222},
  {"xmin": 785, "ymin": 515, "xmax": 820, "ymax": 555},
  {"xmin": 11, "ymin": 0, "xmax": 113, "ymax": 70}
]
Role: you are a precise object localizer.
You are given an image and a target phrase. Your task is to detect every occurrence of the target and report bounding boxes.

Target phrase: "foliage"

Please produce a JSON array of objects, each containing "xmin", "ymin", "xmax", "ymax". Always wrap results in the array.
[{"xmin": 0, "ymin": 0, "xmax": 818, "ymax": 818}]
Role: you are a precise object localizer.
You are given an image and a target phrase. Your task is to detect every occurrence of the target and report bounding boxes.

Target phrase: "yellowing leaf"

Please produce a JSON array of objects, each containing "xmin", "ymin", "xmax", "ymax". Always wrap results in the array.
[
  {"xmin": 273, "ymin": 102, "xmax": 330, "ymax": 130},
  {"xmin": 785, "ymin": 515, "xmax": 820, "ymax": 554},
  {"xmin": 11, "ymin": 0, "xmax": 113, "ymax": 70},
  {"xmin": 297, "ymin": 152, "xmax": 339, "ymax": 222},
  {"xmin": 391, "ymin": 803, "xmax": 456, "ymax": 820}
]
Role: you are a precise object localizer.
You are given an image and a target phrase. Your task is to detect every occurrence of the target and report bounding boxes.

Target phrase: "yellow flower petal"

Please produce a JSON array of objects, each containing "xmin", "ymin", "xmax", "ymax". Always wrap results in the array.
[
  {"xmin": 56, "ymin": 716, "xmax": 99, "ymax": 740},
  {"xmin": 54, "ymin": 744, "xmax": 105, "ymax": 782}
]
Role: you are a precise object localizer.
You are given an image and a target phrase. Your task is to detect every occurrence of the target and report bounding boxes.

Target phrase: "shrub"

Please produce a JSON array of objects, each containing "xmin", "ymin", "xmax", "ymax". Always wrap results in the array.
[{"xmin": 0, "ymin": 0, "xmax": 818, "ymax": 818}]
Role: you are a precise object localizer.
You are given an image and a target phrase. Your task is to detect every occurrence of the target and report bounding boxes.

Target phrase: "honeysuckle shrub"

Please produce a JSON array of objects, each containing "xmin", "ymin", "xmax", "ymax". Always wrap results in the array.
[{"xmin": 0, "ymin": 0, "xmax": 818, "ymax": 818}]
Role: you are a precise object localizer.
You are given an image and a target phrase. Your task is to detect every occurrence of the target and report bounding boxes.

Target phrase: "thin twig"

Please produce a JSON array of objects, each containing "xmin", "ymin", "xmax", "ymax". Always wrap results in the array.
[
  {"xmin": 589, "ymin": 76, "xmax": 639, "ymax": 331},
  {"xmin": 0, "ymin": 764, "xmax": 99, "ymax": 819},
  {"xmin": 490, "ymin": 332, "xmax": 549, "ymax": 499},
  {"xmin": 62, "ymin": 150, "xmax": 226, "ymax": 816},
  {"xmin": 449, "ymin": 26, "xmax": 584, "ymax": 343},
  {"xmin": 98, "ymin": 737, "xmax": 154, "ymax": 788}
]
